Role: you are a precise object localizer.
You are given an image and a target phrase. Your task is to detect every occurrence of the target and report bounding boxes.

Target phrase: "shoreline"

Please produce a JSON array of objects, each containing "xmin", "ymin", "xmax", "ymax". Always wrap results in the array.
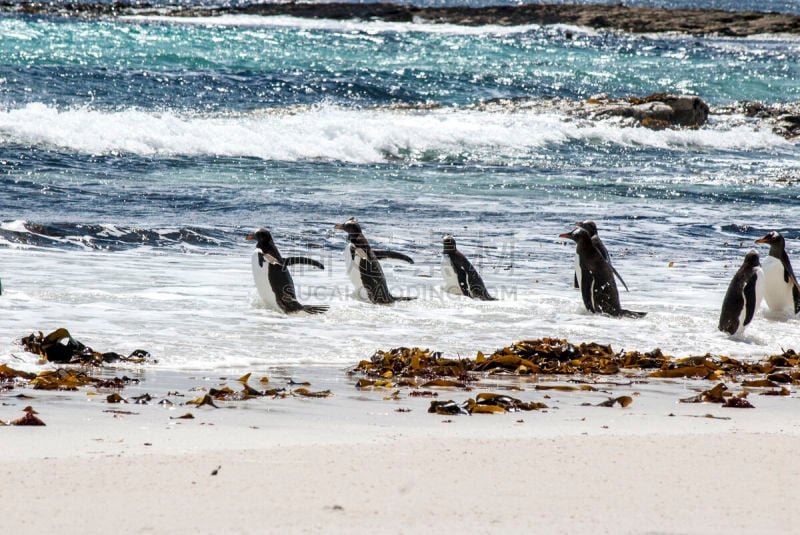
[
  {"xmin": 1, "ymin": 1, "xmax": 799, "ymax": 37},
  {"xmin": 3, "ymin": 363, "xmax": 800, "ymax": 533}
]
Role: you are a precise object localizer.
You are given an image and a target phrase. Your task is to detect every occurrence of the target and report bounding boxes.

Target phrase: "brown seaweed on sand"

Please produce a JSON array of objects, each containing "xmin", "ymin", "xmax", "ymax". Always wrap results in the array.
[
  {"xmin": 355, "ymin": 341, "xmax": 800, "ymax": 389},
  {"xmin": 20, "ymin": 328, "xmax": 153, "ymax": 366},
  {"xmin": 10, "ymin": 407, "xmax": 45, "ymax": 426},
  {"xmin": 428, "ymin": 393, "xmax": 548, "ymax": 415}
]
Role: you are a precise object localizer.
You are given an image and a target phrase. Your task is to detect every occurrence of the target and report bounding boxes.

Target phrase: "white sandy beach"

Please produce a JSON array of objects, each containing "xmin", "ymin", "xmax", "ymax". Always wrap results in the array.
[{"xmin": 3, "ymin": 367, "xmax": 800, "ymax": 534}]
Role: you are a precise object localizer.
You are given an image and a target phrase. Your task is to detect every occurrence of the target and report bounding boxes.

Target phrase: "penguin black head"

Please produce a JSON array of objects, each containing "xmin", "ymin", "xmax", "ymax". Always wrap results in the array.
[
  {"xmin": 245, "ymin": 228, "xmax": 277, "ymax": 255},
  {"xmin": 575, "ymin": 220, "xmax": 598, "ymax": 237},
  {"xmin": 755, "ymin": 231, "xmax": 785, "ymax": 256},
  {"xmin": 559, "ymin": 227, "xmax": 590, "ymax": 244},
  {"xmin": 742, "ymin": 249, "xmax": 761, "ymax": 269},
  {"xmin": 334, "ymin": 217, "xmax": 363, "ymax": 243},
  {"xmin": 442, "ymin": 234, "xmax": 457, "ymax": 254}
]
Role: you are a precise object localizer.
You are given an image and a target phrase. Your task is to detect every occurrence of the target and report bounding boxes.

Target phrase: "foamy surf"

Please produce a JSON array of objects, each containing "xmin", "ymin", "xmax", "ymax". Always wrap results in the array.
[{"xmin": 0, "ymin": 102, "xmax": 789, "ymax": 163}]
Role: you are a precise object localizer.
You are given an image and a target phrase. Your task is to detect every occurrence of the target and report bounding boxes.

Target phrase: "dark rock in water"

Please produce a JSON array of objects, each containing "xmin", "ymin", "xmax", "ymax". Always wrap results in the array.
[
  {"xmin": 713, "ymin": 100, "xmax": 800, "ymax": 139},
  {"xmin": 473, "ymin": 94, "xmax": 799, "ymax": 138},
  {"xmin": 1, "ymin": 2, "xmax": 799, "ymax": 37},
  {"xmin": 591, "ymin": 93, "xmax": 710, "ymax": 128}
]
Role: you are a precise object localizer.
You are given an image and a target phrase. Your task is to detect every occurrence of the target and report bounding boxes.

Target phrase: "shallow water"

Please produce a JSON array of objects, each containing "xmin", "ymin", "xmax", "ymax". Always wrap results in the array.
[{"xmin": 1, "ymin": 5, "xmax": 799, "ymax": 371}]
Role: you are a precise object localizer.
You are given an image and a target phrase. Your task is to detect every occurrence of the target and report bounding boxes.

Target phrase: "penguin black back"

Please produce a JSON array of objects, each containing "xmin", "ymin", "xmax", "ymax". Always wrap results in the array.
[
  {"xmin": 575, "ymin": 220, "xmax": 629, "ymax": 292},
  {"xmin": 335, "ymin": 218, "xmax": 414, "ymax": 304},
  {"xmin": 246, "ymin": 228, "xmax": 328, "ymax": 315},
  {"xmin": 560, "ymin": 227, "xmax": 644, "ymax": 318},
  {"xmin": 441, "ymin": 234, "xmax": 495, "ymax": 301},
  {"xmin": 718, "ymin": 250, "xmax": 763, "ymax": 335}
]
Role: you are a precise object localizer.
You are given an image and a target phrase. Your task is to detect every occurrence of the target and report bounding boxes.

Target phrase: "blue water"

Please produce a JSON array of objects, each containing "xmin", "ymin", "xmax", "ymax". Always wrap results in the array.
[{"xmin": 0, "ymin": 2, "xmax": 799, "ymax": 370}]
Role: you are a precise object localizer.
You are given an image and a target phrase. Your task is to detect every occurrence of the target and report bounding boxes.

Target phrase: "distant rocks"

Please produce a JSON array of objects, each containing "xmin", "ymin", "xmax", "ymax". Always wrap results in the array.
[
  {"xmin": 474, "ymin": 94, "xmax": 800, "ymax": 139},
  {"xmin": 590, "ymin": 93, "xmax": 710, "ymax": 129},
  {"xmin": 2, "ymin": 2, "xmax": 800, "ymax": 37},
  {"xmin": 713, "ymin": 101, "xmax": 800, "ymax": 139},
  {"xmin": 474, "ymin": 93, "xmax": 711, "ymax": 130}
]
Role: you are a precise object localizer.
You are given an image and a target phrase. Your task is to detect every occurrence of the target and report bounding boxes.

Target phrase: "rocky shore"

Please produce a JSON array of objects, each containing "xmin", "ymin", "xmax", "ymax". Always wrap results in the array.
[{"xmin": 2, "ymin": 1, "xmax": 800, "ymax": 37}]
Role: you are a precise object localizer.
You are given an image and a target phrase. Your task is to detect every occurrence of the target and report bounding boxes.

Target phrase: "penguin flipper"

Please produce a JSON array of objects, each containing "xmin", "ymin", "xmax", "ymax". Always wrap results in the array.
[
  {"xmin": 619, "ymin": 309, "xmax": 647, "ymax": 319},
  {"xmin": 573, "ymin": 273, "xmax": 579, "ymax": 289},
  {"xmin": 610, "ymin": 265, "xmax": 630, "ymax": 292},
  {"xmin": 374, "ymin": 250, "xmax": 414, "ymax": 264},
  {"xmin": 284, "ymin": 256, "xmax": 325, "ymax": 270},
  {"xmin": 465, "ymin": 266, "xmax": 495, "ymax": 301},
  {"xmin": 743, "ymin": 275, "xmax": 759, "ymax": 326},
  {"xmin": 456, "ymin": 266, "xmax": 471, "ymax": 297}
]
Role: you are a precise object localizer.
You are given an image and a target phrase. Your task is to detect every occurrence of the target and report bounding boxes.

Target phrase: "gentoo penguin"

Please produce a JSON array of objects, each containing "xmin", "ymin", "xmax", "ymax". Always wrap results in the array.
[
  {"xmin": 560, "ymin": 227, "xmax": 646, "ymax": 318},
  {"xmin": 718, "ymin": 250, "xmax": 764, "ymax": 336},
  {"xmin": 441, "ymin": 234, "xmax": 496, "ymax": 301},
  {"xmin": 754, "ymin": 231, "xmax": 800, "ymax": 314},
  {"xmin": 246, "ymin": 229, "xmax": 329, "ymax": 315},
  {"xmin": 574, "ymin": 220, "xmax": 629, "ymax": 292},
  {"xmin": 334, "ymin": 217, "xmax": 414, "ymax": 304}
]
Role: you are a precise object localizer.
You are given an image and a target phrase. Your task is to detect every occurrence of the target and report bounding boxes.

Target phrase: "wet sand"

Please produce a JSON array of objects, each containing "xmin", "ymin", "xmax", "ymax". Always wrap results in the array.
[{"xmin": 3, "ymin": 365, "xmax": 800, "ymax": 533}]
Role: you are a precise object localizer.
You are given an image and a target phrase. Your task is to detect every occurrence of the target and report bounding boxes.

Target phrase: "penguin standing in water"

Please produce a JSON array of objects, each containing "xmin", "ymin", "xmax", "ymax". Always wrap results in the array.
[
  {"xmin": 560, "ymin": 227, "xmax": 646, "ymax": 318},
  {"xmin": 573, "ymin": 220, "xmax": 629, "ymax": 292},
  {"xmin": 246, "ymin": 229, "xmax": 329, "ymax": 315},
  {"xmin": 441, "ymin": 234, "xmax": 496, "ymax": 301},
  {"xmin": 754, "ymin": 231, "xmax": 800, "ymax": 314},
  {"xmin": 334, "ymin": 217, "xmax": 414, "ymax": 304},
  {"xmin": 718, "ymin": 250, "xmax": 764, "ymax": 336}
]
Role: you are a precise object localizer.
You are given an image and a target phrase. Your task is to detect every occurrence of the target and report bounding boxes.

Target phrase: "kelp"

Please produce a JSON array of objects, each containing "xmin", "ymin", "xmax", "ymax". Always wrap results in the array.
[
  {"xmin": 723, "ymin": 397, "xmax": 755, "ymax": 408},
  {"xmin": 680, "ymin": 383, "xmax": 729, "ymax": 404},
  {"xmin": 350, "ymin": 340, "xmax": 800, "ymax": 416},
  {"xmin": 19, "ymin": 328, "xmax": 153, "ymax": 366},
  {"xmin": 428, "ymin": 393, "xmax": 548, "ymax": 415},
  {"xmin": 10, "ymin": 406, "xmax": 45, "ymax": 426},
  {"xmin": 186, "ymin": 394, "xmax": 219, "ymax": 408},
  {"xmin": 354, "ymin": 341, "xmax": 800, "ymax": 385},
  {"xmin": 679, "ymin": 384, "xmax": 758, "ymax": 407},
  {"xmin": 292, "ymin": 388, "xmax": 332, "ymax": 398},
  {"xmin": 594, "ymin": 396, "xmax": 633, "ymax": 408}
]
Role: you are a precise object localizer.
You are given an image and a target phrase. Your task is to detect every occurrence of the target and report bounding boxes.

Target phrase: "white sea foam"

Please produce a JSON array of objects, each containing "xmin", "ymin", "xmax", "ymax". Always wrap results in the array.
[
  {"xmin": 2, "ymin": 228, "xmax": 799, "ymax": 372},
  {"xmin": 0, "ymin": 103, "xmax": 789, "ymax": 164},
  {"xmin": 123, "ymin": 14, "xmax": 546, "ymax": 36}
]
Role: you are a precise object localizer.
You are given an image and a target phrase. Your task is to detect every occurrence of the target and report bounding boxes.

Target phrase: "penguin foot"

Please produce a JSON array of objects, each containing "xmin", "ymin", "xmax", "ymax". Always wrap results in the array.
[
  {"xmin": 619, "ymin": 309, "xmax": 647, "ymax": 319},
  {"xmin": 301, "ymin": 305, "xmax": 330, "ymax": 315}
]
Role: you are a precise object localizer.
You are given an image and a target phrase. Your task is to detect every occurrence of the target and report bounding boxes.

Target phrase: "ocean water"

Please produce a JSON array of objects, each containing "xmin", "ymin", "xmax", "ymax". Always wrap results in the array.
[{"xmin": 1, "ymin": 3, "xmax": 799, "ymax": 371}]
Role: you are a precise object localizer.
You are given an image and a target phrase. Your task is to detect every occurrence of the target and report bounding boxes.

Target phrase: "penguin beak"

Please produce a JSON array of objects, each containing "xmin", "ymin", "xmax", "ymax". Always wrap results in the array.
[
  {"xmin": 334, "ymin": 224, "xmax": 345, "ymax": 230},
  {"xmin": 754, "ymin": 236, "xmax": 769, "ymax": 244},
  {"xmin": 245, "ymin": 234, "xmax": 255, "ymax": 241},
  {"xmin": 559, "ymin": 232, "xmax": 574, "ymax": 239}
]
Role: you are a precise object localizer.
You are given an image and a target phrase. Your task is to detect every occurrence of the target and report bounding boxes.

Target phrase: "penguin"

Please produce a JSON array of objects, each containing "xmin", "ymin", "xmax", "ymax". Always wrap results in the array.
[
  {"xmin": 574, "ymin": 220, "xmax": 629, "ymax": 292},
  {"xmin": 754, "ymin": 231, "xmax": 800, "ymax": 314},
  {"xmin": 718, "ymin": 250, "xmax": 764, "ymax": 336},
  {"xmin": 246, "ymin": 228, "xmax": 329, "ymax": 315},
  {"xmin": 560, "ymin": 227, "xmax": 646, "ymax": 318},
  {"xmin": 334, "ymin": 217, "xmax": 415, "ymax": 304},
  {"xmin": 441, "ymin": 234, "xmax": 496, "ymax": 301}
]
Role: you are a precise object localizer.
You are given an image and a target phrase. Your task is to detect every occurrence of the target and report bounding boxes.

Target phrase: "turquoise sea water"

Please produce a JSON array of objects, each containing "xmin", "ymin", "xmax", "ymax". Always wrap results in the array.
[{"xmin": 0, "ymin": 3, "xmax": 799, "ymax": 369}]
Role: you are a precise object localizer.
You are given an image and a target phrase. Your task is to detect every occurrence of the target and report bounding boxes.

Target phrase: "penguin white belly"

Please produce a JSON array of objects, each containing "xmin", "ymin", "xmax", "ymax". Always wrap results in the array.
[
  {"xmin": 441, "ymin": 256, "xmax": 462, "ymax": 295},
  {"xmin": 761, "ymin": 256, "xmax": 794, "ymax": 313},
  {"xmin": 251, "ymin": 250, "xmax": 281, "ymax": 313},
  {"xmin": 343, "ymin": 245, "xmax": 369, "ymax": 301}
]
